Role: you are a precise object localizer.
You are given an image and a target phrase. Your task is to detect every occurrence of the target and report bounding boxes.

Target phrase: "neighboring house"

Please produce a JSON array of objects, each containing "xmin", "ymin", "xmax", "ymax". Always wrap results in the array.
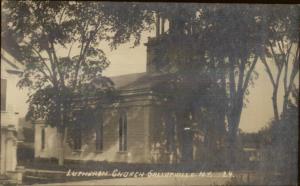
[
  {"xmin": 243, "ymin": 148, "xmax": 262, "ymax": 162},
  {"xmin": 239, "ymin": 132, "xmax": 263, "ymax": 168},
  {"xmin": 1, "ymin": 48, "xmax": 27, "ymax": 182}
]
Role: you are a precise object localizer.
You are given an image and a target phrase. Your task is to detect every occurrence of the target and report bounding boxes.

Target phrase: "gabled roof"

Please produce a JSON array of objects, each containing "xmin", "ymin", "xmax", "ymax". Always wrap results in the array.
[
  {"xmin": 1, "ymin": 29, "xmax": 24, "ymax": 62},
  {"xmin": 110, "ymin": 72, "xmax": 146, "ymax": 89},
  {"xmin": 109, "ymin": 70, "xmax": 211, "ymax": 92},
  {"xmin": 109, "ymin": 72, "xmax": 173, "ymax": 91},
  {"xmin": 1, "ymin": 48, "xmax": 24, "ymax": 71}
]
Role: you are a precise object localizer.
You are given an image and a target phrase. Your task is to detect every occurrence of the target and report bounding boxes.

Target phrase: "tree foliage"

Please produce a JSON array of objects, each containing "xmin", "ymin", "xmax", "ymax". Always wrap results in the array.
[
  {"xmin": 2, "ymin": 2, "xmax": 298, "ymax": 168},
  {"xmin": 3, "ymin": 1, "xmax": 113, "ymax": 119},
  {"xmin": 257, "ymin": 87, "xmax": 298, "ymax": 185},
  {"xmin": 2, "ymin": 1, "xmax": 154, "ymax": 165},
  {"xmin": 260, "ymin": 5, "xmax": 299, "ymax": 121},
  {"xmin": 2, "ymin": 1, "xmax": 156, "ymax": 128}
]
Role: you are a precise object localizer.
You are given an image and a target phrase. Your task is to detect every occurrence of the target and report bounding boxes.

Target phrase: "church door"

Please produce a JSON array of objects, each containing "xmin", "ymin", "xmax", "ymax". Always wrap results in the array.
[{"xmin": 181, "ymin": 128, "xmax": 193, "ymax": 162}]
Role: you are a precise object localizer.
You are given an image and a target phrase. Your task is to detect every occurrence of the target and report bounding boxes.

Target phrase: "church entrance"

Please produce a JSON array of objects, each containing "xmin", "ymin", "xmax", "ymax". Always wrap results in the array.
[{"xmin": 181, "ymin": 127, "xmax": 193, "ymax": 162}]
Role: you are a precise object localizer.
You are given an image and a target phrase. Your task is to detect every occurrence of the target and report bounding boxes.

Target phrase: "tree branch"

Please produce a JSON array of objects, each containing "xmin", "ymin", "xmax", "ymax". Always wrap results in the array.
[
  {"xmin": 261, "ymin": 56, "xmax": 276, "ymax": 87},
  {"xmin": 286, "ymin": 45, "xmax": 299, "ymax": 97},
  {"xmin": 269, "ymin": 41, "xmax": 280, "ymax": 69},
  {"xmin": 73, "ymin": 20, "xmax": 90, "ymax": 89},
  {"xmin": 45, "ymin": 47, "xmax": 59, "ymax": 87},
  {"xmin": 274, "ymin": 58, "xmax": 284, "ymax": 90},
  {"xmin": 237, "ymin": 58, "xmax": 245, "ymax": 96},
  {"xmin": 58, "ymin": 6, "xmax": 66, "ymax": 24},
  {"xmin": 283, "ymin": 42, "xmax": 293, "ymax": 93},
  {"xmin": 278, "ymin": 38, "xmax": 285, "ymax": 55},
  {"xmin": 229, "ymin": 56, "xmax": 237, "ymax": 100},
  {"xmin": 73, "ymin": 17, "xmax": 102, "ymax": 88},
  {"xmin": 51, "ymin": 42, "xmax": 65, "ymax": 87},
  {"xmin": 29, "ymin": 44, "xmax": 54, "ymax": 80},
  {"xmin": 242, "ymin": 55, "xmax": 258, "ymax": 94},
  {"xmin": 68, "ymin": 42, "xmax": 74, "ymax": 58}
]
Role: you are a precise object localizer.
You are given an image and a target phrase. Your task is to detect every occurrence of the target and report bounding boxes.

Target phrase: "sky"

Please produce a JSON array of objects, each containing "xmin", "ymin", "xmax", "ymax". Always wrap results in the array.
[
  {"xmin": 99, "ymin": 31, "xmax": 297, "ymax": 133},
  {"xmin": 9, "ymin": 25, "xmax": 297, "ymax": 134}
]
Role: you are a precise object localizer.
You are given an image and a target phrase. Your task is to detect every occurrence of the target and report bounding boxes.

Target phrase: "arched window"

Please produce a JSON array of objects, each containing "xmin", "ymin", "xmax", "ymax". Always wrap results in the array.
[
  {"xmin": 166, "ymin": 116, "xmax": 176, "ymax": 153},
  {"xmin": 96, "ymin": 117, "xmax": 103, "ymax": 151},
  {"xmin": 73, "ymin": 127, "xmax": 82, "ymax": 150},
  {"xmin": 73, "ymin": 111, "xmax": 82, "ymax": 151},
  {"xmin": 41, "ymin": 128, "xmax": 45, "ymax": 150},
  {"xmin": 119, "ymin": 113, "xmax": 127, "ymax": 152}
]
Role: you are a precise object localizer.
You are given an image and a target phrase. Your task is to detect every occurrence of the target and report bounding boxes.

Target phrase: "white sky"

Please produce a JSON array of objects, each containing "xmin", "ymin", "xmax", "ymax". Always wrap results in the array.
[
  {"xmin": 10, "ymin": 29, "xmax": 297, "ymax": 133},
  {"xmin": 99, "ymin": 31, "xmax": 297, "ymax": 133}
]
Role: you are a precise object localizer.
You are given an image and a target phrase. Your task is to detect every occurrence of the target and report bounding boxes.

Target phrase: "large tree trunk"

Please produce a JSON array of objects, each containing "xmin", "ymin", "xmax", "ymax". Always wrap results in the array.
[
  {"xmin": 272, "ymin": 90, "xmax": 280, "ymax": 122},
  {"xmin": 227, "ymin": 96, "xmax": 243, "ymax": 170},
  {"xmin": 57, "ymin": 130, "xmax": 64, "ymax": 166},
  {"xmin": 282, "ymin": 94, "xmax": 289, "ymax": 117},
  {"xmin": 58, "ymin": 127, "xmax": 68, "ymax": 166}
]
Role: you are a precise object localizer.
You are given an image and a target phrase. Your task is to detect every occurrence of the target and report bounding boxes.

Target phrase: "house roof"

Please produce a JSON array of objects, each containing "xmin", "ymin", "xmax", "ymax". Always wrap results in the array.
[
  {"xmin": 109, "ymin": 72, "xmax": 177, "ymax": 91},
  {"xmin": 1, "ymin": 30, "xmax": 24, "ymax": 62},
  {"xmin": 110, "ymin": 72, "xmax": 147, "ymax": 89},
  {"xmin": 109, "ymin": 70, "xmax": 211, "ymax": 91},
  {"xmin": 1, "ymin": 48, "xmax": 24, "ymax": 71}
]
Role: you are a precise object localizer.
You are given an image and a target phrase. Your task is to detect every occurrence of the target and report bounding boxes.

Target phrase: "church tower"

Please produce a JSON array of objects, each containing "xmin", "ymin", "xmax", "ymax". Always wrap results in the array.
[
  {"xmin": 144, "ymin": 8, "xmax": 227, "ymax": 163},
  {"xmin": 145, "ymin": 9, "xmax": 200, "ymax": 74}
]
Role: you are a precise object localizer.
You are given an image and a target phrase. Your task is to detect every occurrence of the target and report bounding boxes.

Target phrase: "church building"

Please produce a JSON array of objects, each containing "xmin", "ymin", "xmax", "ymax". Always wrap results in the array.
[{"xmin": 34, "ymin": 13, "xmax": 226, "ymax": 165}]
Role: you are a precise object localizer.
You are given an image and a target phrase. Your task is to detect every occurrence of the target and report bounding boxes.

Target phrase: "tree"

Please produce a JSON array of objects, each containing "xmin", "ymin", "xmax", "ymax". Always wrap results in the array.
[
  {"xmin": 258, "ymin": 87, "xmax": 298, "ymax": 185},
  {"xmin": 2, "ymin": 1, "xmax": 113, "ymax": 166},
  {"xmin": 142, "ymin": 4, "xmax": 266, "ymax": 167},
  {"xmin": 260, "ymin": 5, "xmax": 299, "ymax": 122},
  {"xmin": 190, "ymin": 5, "xmax": 267, "ymax": 167},
  {"xmin": 1, "ymin": 1, "xmax": 155, "ymax": 166},
  {"xmin": 4, "ymin": 2, "xmax": 293, "ymax": 167},
  {"xmin": 133, "ymin": 4, "xmax": 266, "ymax": 166}
]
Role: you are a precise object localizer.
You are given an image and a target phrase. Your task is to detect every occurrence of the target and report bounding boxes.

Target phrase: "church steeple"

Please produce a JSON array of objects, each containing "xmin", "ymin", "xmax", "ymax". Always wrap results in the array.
[
  {"xmin": 155, "ymin": 12, "xmax": 168, "ymax": 38},
  {"xmin": 145, "ymin": 9, "xmax": 197, "ymax": 74}
]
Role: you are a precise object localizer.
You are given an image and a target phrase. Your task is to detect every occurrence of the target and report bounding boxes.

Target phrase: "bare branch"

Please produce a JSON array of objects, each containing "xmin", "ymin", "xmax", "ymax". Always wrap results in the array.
[
  {"xmin": 237, "ymin": 58, "xmax": 245, "ymax": 96},
  {"xmin": 51, "ymin": 42, "xmax": 65, "ymax": 87},
  {"xmin": 45, "ymin": 47, "xmax": 59, "ymax": 87},
  {"xmin": 72, "ymin": 20, "xmax": 90, "ymax": 88},
  {"xmin": 58, "ymin": 7, "xmax": 66, "ymax": 24},
  {"xmin": 229, "ymin": 56, "xmax": 237, "ymax": 100},
  {"xmin": 23, "ymin": 40, "xmax": 57, "ymax": 86},
  {"xmin": 274, "ymin": 58, "xmax": 284, "ymax": 89},
  {"xmin": 73, "ymin": 16, "xmax": 102, "ymax": 88},
  {"xmin": 29, "ymin": 44, "xmax": 54, "ymax": 79},
  {"xmin": 68, "ymin": 42, "xmax": 74, "ymax": 58},
  {"xmin": 242, "ymin": 55, "xmax": 258, "ymax": 94},
  {"xmin": 286, "ymin": 45, "xmax": 299, "ymax": 96},
  {"xmin": 268, "ymin": 40, "xmax": 281, "ymax": 70},
  {"xmin": 278, "ymin": 38, "xmax": 285, "ymax": 55},
  {"xmin": 283, "ymin": 42, "xmax": 293, "ymax": 93},
  {"xmin": 261, "ymin": 56, "xmax": 276, "ymax": 87}
]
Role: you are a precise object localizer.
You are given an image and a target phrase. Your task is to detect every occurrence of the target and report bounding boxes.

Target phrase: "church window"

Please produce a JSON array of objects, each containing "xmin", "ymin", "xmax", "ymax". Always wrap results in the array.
[
  {"xmin": 96, "ymin": 120, "xmax": 103, "ymax": 151},
  {"xmin": 74, "ymin": 129, "xmax": 82, "ymax": 150},
  {"xmin": 41, "ymin": 128, "xmax": 45, "ymax": 150},
  {"xmin": 165, "ymin": 115, "xmax": 176, "ymax": 153},
  {"xmin": 119, "ymin": 113, "xmax": 127, "ymax": 151}
]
